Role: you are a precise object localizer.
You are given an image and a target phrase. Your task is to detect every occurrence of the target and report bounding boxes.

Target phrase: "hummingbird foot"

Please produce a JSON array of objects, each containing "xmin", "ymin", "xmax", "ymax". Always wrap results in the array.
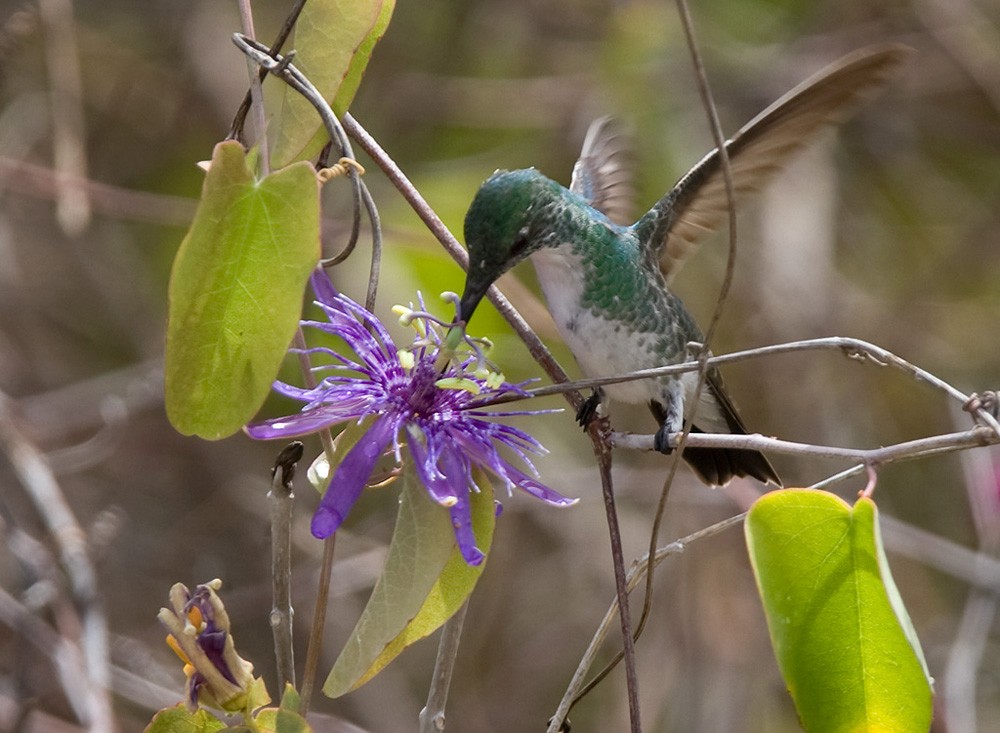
[
  {"xmin": 575, "ymin": 387, "xmax": 605, "ymax": 429},
  {"xmin": 649, "ymin": 397, "xmax": 683, "ymax": 454},
  {"xmin": 653, "ymin": 423, "xmax": 675, "ymax": 454}
]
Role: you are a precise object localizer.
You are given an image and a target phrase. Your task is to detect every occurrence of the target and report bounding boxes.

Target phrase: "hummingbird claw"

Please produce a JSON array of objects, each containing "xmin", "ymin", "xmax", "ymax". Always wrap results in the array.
[
  {"xmin": 575, "ymin": 387, "xmax": 605, "ymax": 429},
  {"xmin": 653, "ymin": 423, "xmax": 674, "ymax": 454}
]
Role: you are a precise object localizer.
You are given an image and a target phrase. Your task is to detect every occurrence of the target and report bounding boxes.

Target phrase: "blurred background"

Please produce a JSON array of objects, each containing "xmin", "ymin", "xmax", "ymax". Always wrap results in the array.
[{"xmin": 1, "ymin": 0, "xmax": 999, "ymax": 731}]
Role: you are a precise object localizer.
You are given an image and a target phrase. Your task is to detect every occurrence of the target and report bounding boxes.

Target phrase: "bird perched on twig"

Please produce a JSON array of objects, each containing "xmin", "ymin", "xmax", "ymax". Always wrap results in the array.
[{"xmin": 457, "ymin": 44, "xmax": 911, "ymax": 487}]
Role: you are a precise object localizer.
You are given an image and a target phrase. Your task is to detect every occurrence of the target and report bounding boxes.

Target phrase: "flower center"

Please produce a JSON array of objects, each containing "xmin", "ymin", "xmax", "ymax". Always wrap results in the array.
[{"xmin": 404, "ymin": 361, "xmax": 441, "ymax": 416}]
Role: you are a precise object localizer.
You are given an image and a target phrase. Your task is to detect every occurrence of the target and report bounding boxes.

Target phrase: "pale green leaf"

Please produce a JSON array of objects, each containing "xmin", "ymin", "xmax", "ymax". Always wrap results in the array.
[
  {"xmin": 350, "ymin": 468, "xmax": 495, "ymax": 690},
  {"xmin": 746, "ymin": 489, "xmax": 933, "ymax": 733},
  {"xmin": 165, "ymin": 141, "xmax": 319, "ymax": 439},
  {"xmin": 268, "ymin": 0, "xmax": 387, "ymax": 168},
  {"xmin": 323, "ymin": 462, "xmax": 494, "ymax": 697},
  {"xmin": 332, "ymin": 0, "xmax": 395, "ymax": 115}
]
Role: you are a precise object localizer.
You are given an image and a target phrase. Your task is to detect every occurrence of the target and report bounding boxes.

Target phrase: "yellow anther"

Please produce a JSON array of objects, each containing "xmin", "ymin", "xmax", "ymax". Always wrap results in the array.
[
  {"xmin": 166, "ymin": 634, "xmax": 190, "ymax": 664},
  {"xmin": 392, "ymin": 304, "xmax": 415, "ymax": 326}
]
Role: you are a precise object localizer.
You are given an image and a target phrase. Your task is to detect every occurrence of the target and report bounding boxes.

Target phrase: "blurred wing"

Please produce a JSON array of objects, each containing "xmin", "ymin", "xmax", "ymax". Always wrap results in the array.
[
  {"xmin": 635, "ymin": 43, "xmax": 912, "ymax": 284},
  {"xmin": 569, "ymin": 116, "xmax": 636, "ymax": 226}
]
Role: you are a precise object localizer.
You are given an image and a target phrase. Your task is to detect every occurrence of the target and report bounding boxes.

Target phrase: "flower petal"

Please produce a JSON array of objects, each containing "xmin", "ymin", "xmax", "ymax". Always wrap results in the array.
[
  {"xmin": 439, "ymin": 447, "xmax": 485, "ymax": 565},
  {"xmin": 310, "ymin": 269, "xmax": 339, "ymax": 307},
  {"xmin": 502, "ymin": 462, "xmax": 578, "ymax": 507},
  {"xmin": 450, "ymin": 499, "xmax": 484, "ymax": 566},
  {"xmin": 311, "ymin": 415, "xmax": 396, "ymax": 538},
  {"xmin": 406, "ymin": 424, "xmax": 456, "ymax": 506},
  {"xmin": 244, "ymin": 404, "xmax": 360, "ymax": 440}
]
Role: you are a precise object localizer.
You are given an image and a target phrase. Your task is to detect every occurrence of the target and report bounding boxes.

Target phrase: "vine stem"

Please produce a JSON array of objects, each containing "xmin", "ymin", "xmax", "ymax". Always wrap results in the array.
[
  {"xmin": 293, "ymin": 325, "xmax": 340, "ymax": 715},
  {"xmin": 419, "ymin": 601, "xmax": 469, "ymax": 732},
  {"xmin": 269, "ymin": 442, "xmax": 303, "ymax": 692},
  {"xmin": 231, "ymin": 33, "xmax": 390, "ymax": 711},
  {"xmin": 235, "ymin": 0, "xmax": 269, "ymax": 175}
]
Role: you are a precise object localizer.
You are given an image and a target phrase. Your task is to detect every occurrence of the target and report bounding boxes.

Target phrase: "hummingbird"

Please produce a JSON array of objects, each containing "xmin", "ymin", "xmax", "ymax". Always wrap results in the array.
[{"xmin": 457, "ymin": 44, "xmax": 910, "ymax": 487}]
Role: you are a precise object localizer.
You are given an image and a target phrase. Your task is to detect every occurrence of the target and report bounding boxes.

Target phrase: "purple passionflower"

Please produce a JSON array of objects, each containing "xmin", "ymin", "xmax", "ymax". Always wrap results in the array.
[{"xmin": 245, "ymin": 272, "xmax": 576, "ymax": 565}]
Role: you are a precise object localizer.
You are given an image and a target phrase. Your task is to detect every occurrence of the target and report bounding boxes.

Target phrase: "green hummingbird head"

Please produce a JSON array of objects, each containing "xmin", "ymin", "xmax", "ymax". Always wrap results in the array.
[{"xmin": 459, "ymin": 168, "xmax": 559, "ymax": 323}]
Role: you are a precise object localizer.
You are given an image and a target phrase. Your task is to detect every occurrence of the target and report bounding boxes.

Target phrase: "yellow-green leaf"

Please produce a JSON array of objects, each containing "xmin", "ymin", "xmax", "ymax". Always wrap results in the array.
[
  {"xmin": 165, "ymin": 141, "xmax": 319, "ymax": 439},
  {"xmin": 268, "ymin": 0, "xmax": 389, "ymax": 168},
  {"xmin": 253, "ymin": 690, "xmax": 312, "ymax": 733},
  {"xmin": 323, "ymin": 463, "xmax": 495, "ymax": 697},
  {"xmin": 332, "ymin": 0, "xmax": 395, "ymax": 115},
  {"xmin": 144, "ymin": 705, "xmax": 226, "ymax": 733},
  {"xmin": 351, "ymin": 468, "xmax": 495, "ymax": 690},
  {"xmin": 746, "ymin": 489, "xmax": 933, "ymax": 733}
]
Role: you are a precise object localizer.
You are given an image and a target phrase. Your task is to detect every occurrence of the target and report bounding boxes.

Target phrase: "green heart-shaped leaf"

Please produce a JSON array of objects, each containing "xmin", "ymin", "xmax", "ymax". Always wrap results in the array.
[
  {"xmin": 746, "ymin": 489, "xmax": 933, "ymax": 733},
  {"xmin": 165, "ymin": 141, "xmax": 319, "ymax": 439}
]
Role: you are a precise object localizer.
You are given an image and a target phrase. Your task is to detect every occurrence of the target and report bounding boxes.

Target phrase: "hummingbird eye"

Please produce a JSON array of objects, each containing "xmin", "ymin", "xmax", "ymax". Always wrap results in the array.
[{"xmin": 509, "ymin": 226, "xmax": 531, "ymax": 259}]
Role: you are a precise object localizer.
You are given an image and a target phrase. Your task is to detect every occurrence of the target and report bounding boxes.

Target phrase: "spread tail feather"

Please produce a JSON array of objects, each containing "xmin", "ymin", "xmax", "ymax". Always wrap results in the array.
[
  {"xmin": 682, "ymin": 432, "xmax": 782, "ymax": 487},
  {"xmin": 649, "ymin": 373, "xmax": 782, "ymax": 487}
]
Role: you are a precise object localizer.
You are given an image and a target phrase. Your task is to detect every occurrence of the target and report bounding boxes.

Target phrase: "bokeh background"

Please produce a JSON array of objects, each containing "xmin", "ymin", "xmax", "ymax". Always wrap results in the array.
[{"xmin": 1, "ymin": 0, "xmax": 999, "ymax": 731}]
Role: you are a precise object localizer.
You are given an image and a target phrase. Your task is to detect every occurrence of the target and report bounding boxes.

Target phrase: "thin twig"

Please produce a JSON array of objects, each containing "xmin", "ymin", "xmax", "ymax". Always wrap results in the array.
[
  {"xmin": 620, "ymin": 5, "xmax": 743, "ymax": 691},
  {"xmin": 593, "ymin": 434, "xmax": 642, "ymax": 732},
  {"xmin": 270, "ymin": 442, "xmax": 303, "ymax": 691},
  {"xmin": 664, "ymin": 0, "xmax": 739, "ymax": 497},
  {"xmin": 611, "ymin": 426, "xmax": 997, "ymax": 464},
  {"xmin": 227, "ymin": 0, "xmax": 308, "ymax": 143},
  {"xmin": 38, "ymin": 0, "xmax": 90, "ymax": 235},
  {"xmin": 942, "ymin": 401, "xmax": 1000, "ymax": 733},
  {"xmin": 672, "ymin": 0, "xmax": 738, "ymax": 352},
  {"xmin": 0, "ymin": 157, "xmax": 196, "ymax": 226},
  {"xmin": 472, "ymin": 335, "xmax": 1000, "ymax": 435},
  {"xmin": 547, "ymin": 513, "xmax": 746, "ymax": 732},
  {"xmin": 0, "ymin": 392, "xmax": 112, "ymax": 733},
  {"xmin": 419, "ymin": 601, "xmax": 470, "ymax": 732},
  {"xmin": 301, "ymin": 534, "xmax": 336, "ymax": 713},
  {"xmin": 291, "ymin": 325, "xmax": 340, "ymax": 714},
  {"xmin": 236, "ymin": 0, "xmax": 270, "ymax": 175}
]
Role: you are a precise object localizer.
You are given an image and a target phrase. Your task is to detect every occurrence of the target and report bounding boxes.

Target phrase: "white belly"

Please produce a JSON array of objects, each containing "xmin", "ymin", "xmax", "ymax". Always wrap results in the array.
[{"xmin": 531, "ymin": 246, "xmax": 665, "ymax": 406}]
